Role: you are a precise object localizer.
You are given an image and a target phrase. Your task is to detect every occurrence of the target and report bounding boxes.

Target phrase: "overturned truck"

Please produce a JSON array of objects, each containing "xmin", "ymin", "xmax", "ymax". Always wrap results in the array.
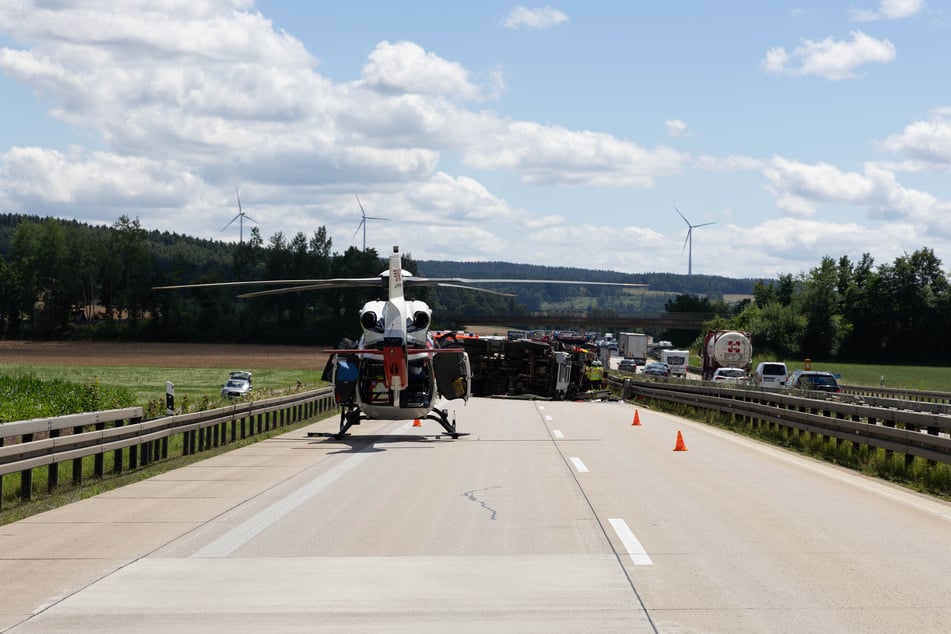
[{"xmin": 451, "ymin": 336, "xmax": 594, "ymax": 400}]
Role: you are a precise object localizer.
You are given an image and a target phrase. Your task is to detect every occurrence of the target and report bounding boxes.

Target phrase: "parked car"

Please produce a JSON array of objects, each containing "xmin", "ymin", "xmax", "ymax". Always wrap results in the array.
[
  {"xmin": 711, "ymin": 367, "xmax": 748, "ymax": 383},
  {"xmin": 617, "ymin": 358, "xmax": 638, "ymax": 373},
  {"xmin": 641, "ymin": 362, "xmax": 670, "ymax": 377},
  {"xmin": 754, "ymin": 361, "xmax": 788, "ymax": 389},
  {"xmin": 785, "ymin": 370, "xmax": 841, "ymax": 393},
  {"xmin": 221, "ymin": 370, "xmax": 253, "ymax": 398}
]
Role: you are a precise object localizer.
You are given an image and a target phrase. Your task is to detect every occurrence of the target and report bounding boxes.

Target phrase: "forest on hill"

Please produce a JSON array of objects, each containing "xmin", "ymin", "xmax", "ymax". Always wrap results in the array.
[
  {"xmin": 0, "ymin": 213, "xmax": 948, "ymax": 363},
  {"xmin": 0, "ymin": 213, "xmax": 730, "ymax": 345}
]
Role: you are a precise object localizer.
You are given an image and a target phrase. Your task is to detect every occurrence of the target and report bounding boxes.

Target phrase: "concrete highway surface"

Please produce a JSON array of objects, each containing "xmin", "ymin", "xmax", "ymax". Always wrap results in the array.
[{"xmin": 1, "ymin": 397, "xmax": 949, "ymax": 633}]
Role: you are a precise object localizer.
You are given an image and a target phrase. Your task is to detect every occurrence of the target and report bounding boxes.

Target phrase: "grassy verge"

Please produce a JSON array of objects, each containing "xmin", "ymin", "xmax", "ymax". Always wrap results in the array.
[
  {"xmin": 0, "ymin": 364, "xmax": 324, "ymax": 417},
  {"xmin": 640, "ymin": 397, "xmax": 951, "ymax": 501},
  {"xmin": 732, "ymin": 357, "xmax": 951, "ymax": 392}
]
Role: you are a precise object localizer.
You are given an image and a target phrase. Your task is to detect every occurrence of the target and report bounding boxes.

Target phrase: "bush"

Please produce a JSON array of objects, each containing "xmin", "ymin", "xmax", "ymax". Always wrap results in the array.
[{"xmin": 0, "ymin": 373, "xmax": 136, "ymax": 423}]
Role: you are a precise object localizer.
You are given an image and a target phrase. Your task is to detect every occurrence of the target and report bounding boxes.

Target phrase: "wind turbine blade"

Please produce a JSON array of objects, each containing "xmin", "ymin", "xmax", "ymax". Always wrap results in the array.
[
  {"xmin": 235, "ymin": 186, "xmax": 243, "ymax": 213},
  {"xmin": 242, "ymin": 215, "xmax": 260, "ymax": 225},
  {"xmin": 352, "ymin": 219, "xmax": 365, "ymax": 240},
  {"xmin": 674, "ymin": 206, "xmax": 690, "ymax": 226},
  {"xmin": 222, "ymin": 213, "xmax": 240, "ymax": 231},
  {"xmin": 693, "ymin": 221, "xmax": 717, "ymax": 228},
  {"xmin": 355, "ymin": 194, "xmax": 366, "ymax": 219},
  {"xmin": 682, "ymin": 229, "xmax": 690, "ymax": 252}
]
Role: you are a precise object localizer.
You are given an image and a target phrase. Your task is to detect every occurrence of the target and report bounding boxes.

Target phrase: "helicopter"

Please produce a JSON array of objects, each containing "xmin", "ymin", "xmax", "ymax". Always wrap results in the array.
[{"xmin": 156, "ymin": 245, "xmax": 647, "ymax": 439}]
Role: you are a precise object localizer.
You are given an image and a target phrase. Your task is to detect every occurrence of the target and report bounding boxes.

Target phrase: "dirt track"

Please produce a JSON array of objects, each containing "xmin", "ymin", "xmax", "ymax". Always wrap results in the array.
[{"xmin": 0, "ymin": 341, "xmax": 331, "ymax": 370}]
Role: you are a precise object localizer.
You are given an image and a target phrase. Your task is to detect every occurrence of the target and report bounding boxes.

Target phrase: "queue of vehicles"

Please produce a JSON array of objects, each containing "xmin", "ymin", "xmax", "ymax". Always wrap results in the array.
[
  {"xmin": 450, "ymin": 328, "xmax": 840, "ymax": 396},
  {"xmin": 623, "ymin": 329, "xmax": 841, "ymax": 393}
]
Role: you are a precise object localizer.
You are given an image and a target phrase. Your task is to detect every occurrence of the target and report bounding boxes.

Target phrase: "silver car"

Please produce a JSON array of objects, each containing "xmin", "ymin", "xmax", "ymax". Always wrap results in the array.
[
  {"xmin": 221, "ymin": 370, "xmax": 253, "ymax": 398},
  {"xmin": 711, "ymin": 367, "xmax": 748, "ymax": 383}
]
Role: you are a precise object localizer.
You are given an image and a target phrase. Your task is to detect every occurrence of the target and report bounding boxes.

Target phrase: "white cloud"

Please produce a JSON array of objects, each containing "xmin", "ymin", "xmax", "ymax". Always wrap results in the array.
[
  {"xmin": 0, "ymin": 2, "xmax": 948, "ymax": 279},
  {"xmin": 761, "ymin": 31, "xmax": 896, "ymax": 80},
  {"xmin": 881, "ymin": 109, "xmax": 951, "ymax": 165},
  {"xmin": 666, "ymin": 119, "xmax": 688, "ymax": 137},
  {"xmin": 503, "ymin": 6, "xmax": 569, "ymax": 30},
  {"xmin": 850, "ymin": 0, "xmax": 925, "ymax": 22},
  {"xmin": 361, "ymin": 41, "xmax": 483, "ymax": 101},
  {"xmin": 762, "ymin": 156, "xmax": 951, "ymax": 237},
  {"xmin": 463, "ymin": 122, "xmax": 686, "ymax": 188}
]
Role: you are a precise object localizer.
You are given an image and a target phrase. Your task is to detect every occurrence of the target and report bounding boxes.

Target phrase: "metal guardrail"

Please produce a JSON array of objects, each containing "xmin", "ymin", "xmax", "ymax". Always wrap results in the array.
[
  {"xmin": 612, "ymin": 376, "xmax": 951, "ymax": 464},
  {"xmin": 0, "ymin": 388, "xmax": 337, "ymax": 506},
  {"xmin": 840, "ymin": 384, "xmax": 951, "ymax": 407}
]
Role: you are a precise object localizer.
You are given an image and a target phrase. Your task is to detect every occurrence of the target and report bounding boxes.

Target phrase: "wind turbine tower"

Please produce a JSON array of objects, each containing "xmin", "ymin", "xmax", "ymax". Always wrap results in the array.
[
  {"xmin": 675, "ymin": 206, "xmax": 716, "ymax": 276},
  {"xmin": 222, "ymin": 186, "xmax": 259, "ymax": 243},
  {"xmin": 353, "ymin": 194, "xmax": 389, "ymax": 251}
]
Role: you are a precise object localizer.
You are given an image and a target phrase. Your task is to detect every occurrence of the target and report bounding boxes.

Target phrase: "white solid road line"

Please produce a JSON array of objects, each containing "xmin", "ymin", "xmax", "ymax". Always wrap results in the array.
[
  {"xmin": 609, "ymin": 518, "xmax": 654, "ymax": 566},
  {"xmin": 191, "ymin": 422, "xmax": 417, "ymax": 559},
  {"xmin": 192, "ymin": 451, "xmax": 372, "ymax": 558},
  {"xmin": 569, "ymin": 457, "xmax": 588, "ymax": 473}
]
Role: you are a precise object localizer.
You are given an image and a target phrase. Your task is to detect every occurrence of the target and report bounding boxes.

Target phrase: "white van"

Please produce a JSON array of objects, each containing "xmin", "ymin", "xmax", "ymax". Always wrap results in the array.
[
  {"xmin": 661, "ymin": 349, "xmax": 689, "ymax": 377},
  {"xmin": 754, "ymin": 361, "xmax": 788, "ymax": 389}
]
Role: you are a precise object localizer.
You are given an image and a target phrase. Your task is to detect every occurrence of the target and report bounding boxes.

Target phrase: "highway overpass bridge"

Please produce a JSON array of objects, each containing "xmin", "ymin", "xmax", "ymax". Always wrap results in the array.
[{"xmin": 446, "ymin": 311, "xmax": 719, "ymax": 331}]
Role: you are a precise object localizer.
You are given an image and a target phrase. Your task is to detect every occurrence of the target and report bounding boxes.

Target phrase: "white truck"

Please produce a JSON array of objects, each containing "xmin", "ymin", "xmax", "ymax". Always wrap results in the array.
[
  {"xmin": 660, "ymin": 349, "xmax": 689, "ymax": 377},
  {"xmin": 618, "ymin": 332, "xmax": 649, "ymax": 365}
]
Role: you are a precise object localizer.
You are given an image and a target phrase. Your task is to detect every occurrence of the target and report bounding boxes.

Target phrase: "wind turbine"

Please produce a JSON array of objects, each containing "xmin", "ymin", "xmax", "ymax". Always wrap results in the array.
[
  {"xmin": 222, "ymin": 186, "xmax": 259, "ymax": 243},
  {"xmin": 353, "ymin": 194, "xmax": 388, "ymax": 251},
  {"xmin": 675, "ymin": 206, "xmax": 716, "ymax": 276}
]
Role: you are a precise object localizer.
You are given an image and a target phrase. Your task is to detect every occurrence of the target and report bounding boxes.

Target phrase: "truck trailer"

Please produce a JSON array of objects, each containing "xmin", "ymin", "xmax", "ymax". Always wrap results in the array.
[
  {"xmin": 617, "ymin": 332, "xmax": 649, "ymax": 364},
  {"xmin": 700, "ymin": 330, "xmax": 752, "ymax": 381}
]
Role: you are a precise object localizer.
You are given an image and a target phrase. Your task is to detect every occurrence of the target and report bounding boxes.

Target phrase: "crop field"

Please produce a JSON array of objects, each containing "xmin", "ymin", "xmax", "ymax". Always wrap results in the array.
[{"xmin": 0, "ymin": 341, "xmax": 330, "ymax": 417}]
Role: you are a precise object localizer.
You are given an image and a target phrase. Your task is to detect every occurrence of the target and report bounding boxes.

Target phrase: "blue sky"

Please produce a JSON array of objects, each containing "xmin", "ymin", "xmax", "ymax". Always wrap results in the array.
[{"xmin": 1, "ymin": 1, "xmax": 949, "ymax": 278}]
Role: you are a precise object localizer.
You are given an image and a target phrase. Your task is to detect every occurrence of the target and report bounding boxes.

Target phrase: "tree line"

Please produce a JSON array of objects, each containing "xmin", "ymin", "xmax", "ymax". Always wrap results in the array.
[
  {"xmin": 0, "ymin": 214, "xmax": 528, "ymax": 344},
  {"xmin": 703, "ymin": 249, "xmax": 951, "ymax": 364},
  {"xmin": 1, "ymin": 213, "xmax": 947, "ymax": 363}
]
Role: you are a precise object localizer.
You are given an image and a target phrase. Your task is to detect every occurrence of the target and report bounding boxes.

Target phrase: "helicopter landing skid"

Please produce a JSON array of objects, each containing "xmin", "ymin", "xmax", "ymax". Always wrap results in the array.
[
  {"xmin": 306, "ymin": 405, "xmax": 364, "ymax": 440},
  {"xmin": 425, "ymin": 408, "xmax": 464, "ymax": 439}
]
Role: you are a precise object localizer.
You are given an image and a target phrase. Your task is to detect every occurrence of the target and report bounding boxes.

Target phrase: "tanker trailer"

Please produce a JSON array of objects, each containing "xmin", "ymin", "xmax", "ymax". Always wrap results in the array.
[{"xmin": 700, "ymin": 330, "xmax": 752, "ymax": 381}]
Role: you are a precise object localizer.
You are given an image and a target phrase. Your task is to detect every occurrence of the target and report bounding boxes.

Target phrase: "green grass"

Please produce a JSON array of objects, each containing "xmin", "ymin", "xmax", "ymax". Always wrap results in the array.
[
  {"xmin": 639, "ymin": 397, "xmax": 951, "ymax": 500},
  {"xmin": 753, "ymin": 358, "xmax": 951, "ymax": 392},
  {"xmin": 0, "ymin": 364, "xmax": 325, "ymax": 418}
]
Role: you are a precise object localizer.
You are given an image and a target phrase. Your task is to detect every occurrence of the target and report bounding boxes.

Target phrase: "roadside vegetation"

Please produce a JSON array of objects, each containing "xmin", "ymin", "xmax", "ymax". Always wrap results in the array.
[
  {"xmin": 645, "ymin": 398, "xmax": 951, "ymax": 501},
  {"xmin": 0, "ymin": 373, "xmax": 135, "ymax": 422},
  {"xmin": 700, "ymin": 249, "xmax": 951, "ymax": 366},
  {"xmin": 751, "ymin": 359, "xmax": 951, "ymax": 392},
  {"xmin": 0, "ymin": 365, "xmax": 324, "ymax": 419}
]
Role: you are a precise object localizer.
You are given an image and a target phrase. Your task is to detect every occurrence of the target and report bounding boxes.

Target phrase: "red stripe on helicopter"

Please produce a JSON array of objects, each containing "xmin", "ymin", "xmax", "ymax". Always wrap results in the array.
[{"xmin": 382, "ymin": 344, "xmax": 408, "ymax": 390}]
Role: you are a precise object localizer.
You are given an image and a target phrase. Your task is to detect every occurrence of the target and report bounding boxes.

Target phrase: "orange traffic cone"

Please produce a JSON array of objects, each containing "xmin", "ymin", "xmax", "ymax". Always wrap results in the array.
[
  {"xmin": 412, "ymin": 418, "xmax": 422, "ymax": 427},
  {"xmin": 673, "ymin": 430, "xmax": 688, "ymax": 451},
  {"xmin": 632, "ymin": 410, "xmax": 642, "ymax": 426}
]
